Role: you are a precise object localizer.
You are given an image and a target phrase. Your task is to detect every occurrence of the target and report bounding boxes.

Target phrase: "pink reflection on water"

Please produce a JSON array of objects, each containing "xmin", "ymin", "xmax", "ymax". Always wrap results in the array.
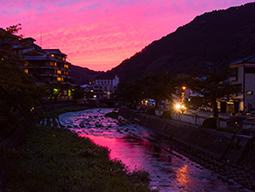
[{"xmin": 79, "ymin": 133, "xmax": 149, "ymax": 171}]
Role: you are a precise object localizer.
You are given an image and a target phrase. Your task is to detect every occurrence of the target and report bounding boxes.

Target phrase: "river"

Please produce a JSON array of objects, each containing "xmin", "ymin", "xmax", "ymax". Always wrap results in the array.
[{"xmin": 59, "ymin": 108, "xmax": 251, "ymax": 192}]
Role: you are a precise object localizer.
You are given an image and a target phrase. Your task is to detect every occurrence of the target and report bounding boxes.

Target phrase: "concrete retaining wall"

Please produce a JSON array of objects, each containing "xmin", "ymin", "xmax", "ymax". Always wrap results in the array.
[
  {"xmin": 119, "ymin": 107, "xmax": 255, "ymax": 169},
  {"xmin": 170, "ymin": 112, "xmax": 227, "ymax": 128},
  {"xmin": 242, "ymin": 121, "xmax": 255, "ymax": 129}
]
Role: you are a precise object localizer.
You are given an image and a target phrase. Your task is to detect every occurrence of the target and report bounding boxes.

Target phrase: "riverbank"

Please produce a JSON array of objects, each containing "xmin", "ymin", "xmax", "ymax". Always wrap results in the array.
[
  {"xmin": 118, "ymin": 106, "xmax": 255, "ymax": 191},
  {"xmin": 1, "ymin": 106, "xmax": 155, "ymax": 192}
]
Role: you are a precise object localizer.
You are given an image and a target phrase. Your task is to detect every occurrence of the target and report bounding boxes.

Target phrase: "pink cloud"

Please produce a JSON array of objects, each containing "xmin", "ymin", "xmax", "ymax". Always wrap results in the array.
[{"xmin": 1, "ymin": 0, "xmax": 252, "ymax": 71}]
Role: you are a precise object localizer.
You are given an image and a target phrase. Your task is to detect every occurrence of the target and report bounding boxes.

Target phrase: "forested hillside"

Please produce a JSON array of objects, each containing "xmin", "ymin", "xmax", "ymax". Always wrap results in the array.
[{"xmin": 105, "ymin": 2, "xmax": 255, "ymax": 82}]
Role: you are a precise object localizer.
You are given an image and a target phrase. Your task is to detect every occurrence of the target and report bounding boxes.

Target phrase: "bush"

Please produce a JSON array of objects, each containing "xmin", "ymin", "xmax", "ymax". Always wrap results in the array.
[
  {"xmin": 161, "ymin": 110, "xmax": 172, "ymax": 119},
  {"xmin": 201, "ymin": 117, "xmax": 217, "ymax": 129},
  {"xmin": 146, "ymin": 108, "xmax": 155, "ymax": 115}
]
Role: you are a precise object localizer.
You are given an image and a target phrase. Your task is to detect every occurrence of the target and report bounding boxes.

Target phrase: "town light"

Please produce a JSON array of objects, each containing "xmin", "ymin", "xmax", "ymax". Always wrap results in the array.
[
  {"xmin": 175, "ymin": 104, "xmax": 181, "ymax": 109},
  {"xmin": 175, "ymin": 103, "xmax": 186, "ymax": 113}
]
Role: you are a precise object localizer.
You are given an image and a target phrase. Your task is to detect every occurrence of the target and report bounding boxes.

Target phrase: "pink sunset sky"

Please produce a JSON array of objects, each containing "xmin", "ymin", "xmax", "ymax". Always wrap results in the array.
[{"xmin": 1, "ymin": 0, "xmax": 253, "ymax": 71}]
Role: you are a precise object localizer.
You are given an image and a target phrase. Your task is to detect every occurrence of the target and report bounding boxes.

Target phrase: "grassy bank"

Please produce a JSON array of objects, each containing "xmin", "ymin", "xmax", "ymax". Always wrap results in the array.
[
  {"xmin": 3, "ymin": 126, "xmax": 154, "ymax": 192},
  {"xmin": 40, "ymin": 105, "xmax": 89, "ymax": 119},
  {"xmin": 2, "ymin": 107, "xmax": 156, "ymax": 192}
]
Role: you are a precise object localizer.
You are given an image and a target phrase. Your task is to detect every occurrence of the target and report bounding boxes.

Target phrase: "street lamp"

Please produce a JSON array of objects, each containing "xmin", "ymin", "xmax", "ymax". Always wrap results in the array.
[
  {"xmin": 175, "ymin": 103, "xmax": 185, "ymax": 113},
  {"xmin": 181, "ymin": 86, "xmax": 186, "ymax": 103}
]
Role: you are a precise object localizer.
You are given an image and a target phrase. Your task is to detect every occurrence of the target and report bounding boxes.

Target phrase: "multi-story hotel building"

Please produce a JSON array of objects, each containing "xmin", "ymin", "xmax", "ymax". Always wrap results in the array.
[
  {"xmin": 14, "ymin": 37, "xmax": 72, "ymax": 100},
  {"xmin": 17, "ymin": 38, "xmax": 71, "ymax": 85}
]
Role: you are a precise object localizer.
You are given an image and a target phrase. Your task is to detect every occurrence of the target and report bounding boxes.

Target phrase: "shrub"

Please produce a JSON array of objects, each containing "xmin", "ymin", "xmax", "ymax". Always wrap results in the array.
[
  {"xmin": 161, "ymin": 110, "xmax": 172, "ymax": 119},
  {"xmin": 146, "ymin": 107, "xmax": 155, "ymax": 115},
  {"xmin": 201, "ymin": 117, "xmax": 217, "ymax": 129}
]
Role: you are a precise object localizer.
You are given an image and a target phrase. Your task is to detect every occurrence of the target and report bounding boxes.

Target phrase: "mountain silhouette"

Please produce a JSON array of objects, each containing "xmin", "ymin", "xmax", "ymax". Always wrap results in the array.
[
  {"xmin": 102, "ymin": 2, "xmax": 255, "ymax": 82},
  {"xmin": 69, "ymin": 64, "xmax": 104, "ymax": 85}
]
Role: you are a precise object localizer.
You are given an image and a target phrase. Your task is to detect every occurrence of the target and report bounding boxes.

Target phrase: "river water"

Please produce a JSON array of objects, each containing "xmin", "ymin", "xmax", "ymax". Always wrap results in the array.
[{"xmin": 59, "ymin": 108, "xmax": 251, "ymax": 192}]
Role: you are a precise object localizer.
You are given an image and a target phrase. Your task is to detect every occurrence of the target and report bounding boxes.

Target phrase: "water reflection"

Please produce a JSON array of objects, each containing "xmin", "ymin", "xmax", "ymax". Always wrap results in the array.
[{"xmin": 59, "ymin": 108, "xmax": 250, "ymax": 192}]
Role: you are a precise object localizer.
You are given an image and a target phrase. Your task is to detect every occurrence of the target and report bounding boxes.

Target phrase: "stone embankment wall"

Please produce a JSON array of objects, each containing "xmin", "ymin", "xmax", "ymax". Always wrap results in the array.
[
  {"xmin": 119, "ymin": 107, "xmax": 255, "ymax": 169},
  {"xmin": 157, "ymin": 109, "xmax": 227, "ymax": 128}
]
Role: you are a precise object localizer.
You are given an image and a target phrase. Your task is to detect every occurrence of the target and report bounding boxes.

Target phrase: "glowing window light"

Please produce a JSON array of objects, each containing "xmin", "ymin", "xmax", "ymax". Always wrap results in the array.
[
  {"xmin": 57, "ymin": 77, "xmax": 62, "ymax": 81},
  {"xmin": 64, "ymin": 64, "xmax": 69, "ymax": 68},
  {"xmin": 24, "ymin": 69, "xmax": 28, "ymax": 74},
  {"xmin": 57, "ymin": 70, "xmax": 61, "ymax": 74}
]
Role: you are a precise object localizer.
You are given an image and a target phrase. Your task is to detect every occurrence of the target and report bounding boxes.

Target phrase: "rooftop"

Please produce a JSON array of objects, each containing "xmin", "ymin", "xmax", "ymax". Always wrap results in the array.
[
  {"xmin": 44, "ymin": 49, "xmax": 67, "ymax": 56},
  {"xmin": 231, "ymin": 55, "xmax": 255, "ymax": 65}
]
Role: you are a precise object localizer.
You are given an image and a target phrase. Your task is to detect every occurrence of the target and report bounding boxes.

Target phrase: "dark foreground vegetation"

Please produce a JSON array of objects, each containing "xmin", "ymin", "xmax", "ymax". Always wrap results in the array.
[
  {"xmin": 2, "ymin": 120, "xmax": 155, "ymax": 192},
  {"xmin": 0, "ymin": 106, "xmax": 156, "ymax": 192}
]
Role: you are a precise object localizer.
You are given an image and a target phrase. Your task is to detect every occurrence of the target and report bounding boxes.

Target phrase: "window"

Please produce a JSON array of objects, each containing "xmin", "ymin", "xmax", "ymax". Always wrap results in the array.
[
  {"xmin": 57, "ymin": 70, "xmax": 62, "ymax": 74},
  {"xmin": 64, "ymin": 64, "xmax": 69, "ymax": 68},
  {"xmin": 63, "ymin": 57, "xmax": 66, "ymax": 61},
  {"xmin": 57, "ymin": 77, "xmax": 64, "ymax": 81},
  {"xmin": 51, "ymin": 54, "xmax": 55, "ymax": 57},
  {"xmin": 246, "ymin": 91, "xmax": 253, "ymax": 95},
  {"xmin": 50, "ymin": 61, "xmax": 54, "ymax": 66},
  {"xmin": 24, "ymin": 61, "xmax": 29, "ymax": 66},
  {"xmin": 24, "ymin": 69, "xmax": 28, "ymax": 74},
  {"xmin": 55, "ymin": 62, "xmax": 57, "ymax": 67},
  {"xmin": 64, "ymin": 71, "xmax": 68, "ymax": 75}
]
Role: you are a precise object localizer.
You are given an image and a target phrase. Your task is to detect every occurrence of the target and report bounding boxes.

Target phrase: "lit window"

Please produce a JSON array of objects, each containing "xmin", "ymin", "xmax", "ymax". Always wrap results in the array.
[
  {"xmin": 57, "ymin": 70, "xmax": 61, "ymax": 74},
  {"xmin": 64, "ymin": 64, "xmax": 69, "ymax": 68},
  {"xmin": 64, "ymin": 71, "xmax": 68, "ymax": 75},
  {"xmin": 51, "ymin": 54, "xmax": 55, "ymax": 57},
  {"xmin": 55, "ymin": 62, "xmax": 57, "ymax": 66},
  {"xmin": 50, "ymin": 62, "xmax": 54, "ymax": 66},
  {"xmin": 24, "ymin": 61, "xmax": 29, "ymax": 66},
  {"xmin": 63, "ymin": 57, "xmax": 66, "ymax": 61},
  {"xmin": 57, "ymin": 77, "xmax": 63, "ymax": 81},
  {"xmin": 24, "ymin": 69, "xmax": 28, "ymax": 74}
]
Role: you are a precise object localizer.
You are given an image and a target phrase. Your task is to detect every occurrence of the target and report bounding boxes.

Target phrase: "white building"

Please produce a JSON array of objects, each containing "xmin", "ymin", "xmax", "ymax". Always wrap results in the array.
[
  {"xmin": 229, "ymin": 55, "xmax": 255, "ymax": 113},
  {"xmin": 92, "ymin": 75, "xmax": 119, "ymax": 99}
]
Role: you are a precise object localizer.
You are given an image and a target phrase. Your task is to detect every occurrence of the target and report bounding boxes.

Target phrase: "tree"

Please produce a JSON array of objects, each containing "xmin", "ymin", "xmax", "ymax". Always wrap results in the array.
[
  {"xmin": 0, "ymin": 25, "xmax": 43, "ymax": 137},
  {"xmin": 137, "ymin": 72, "xmax": 174, "ymax": 106},
  {"xmin": 114, "ymin": 81, "xmax": 144, "ymax": 107},
  {"xmin": 187, "ymin": 68, "xmax": 240, "ymax": 118},
  {"xmin": 73, "ymin": 87, "xmax": 84, "ymax": 100},
  {"xmin": 115, "ymin": 72, "xmax": 174, "ymax": 108}
]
